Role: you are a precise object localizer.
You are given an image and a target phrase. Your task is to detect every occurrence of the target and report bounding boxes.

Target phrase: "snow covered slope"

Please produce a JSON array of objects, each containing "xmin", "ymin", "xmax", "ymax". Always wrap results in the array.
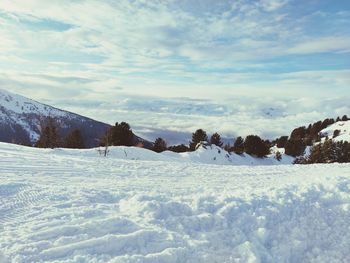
[
  {"xmin": 0, "ymin": 89, "xmax": 110, "ymax": 147},
  {"xmin": 1, "ymin": 142, "xmax": 350, "ymax": 262},
  {"xmin": 37, "ymin": 142, "xmax": 294, "ymax": 166},
  {"xmin": 172, "ymin": 143, "xmax": 294, "ymax": 165},
  {"xmin": 320, "ymin": 120, "xmax": 350, "ymax": 142}
]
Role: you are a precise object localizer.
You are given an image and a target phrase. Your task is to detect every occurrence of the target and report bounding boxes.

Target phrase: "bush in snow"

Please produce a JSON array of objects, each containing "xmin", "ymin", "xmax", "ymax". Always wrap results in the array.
[
  {"xmin": 342, "ymin": 115, "xmax": 349, "ymax": 121},
  {"xmin": 333, "ymin": 129, "xmax": 341, "ymax": 138},
  {"xmin": 275, "ymin": 151, "xmax": 282, "ymax": 161},
  {"xmin": 168, "ymin": 144, "xmax": 189, "ymax": 153}
]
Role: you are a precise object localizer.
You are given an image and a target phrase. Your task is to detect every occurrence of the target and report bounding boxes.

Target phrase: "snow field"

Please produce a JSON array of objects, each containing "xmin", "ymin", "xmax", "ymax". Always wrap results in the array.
[{"xmin": 0, "ymin": 143, "xmax": 350, "ymax": 262}]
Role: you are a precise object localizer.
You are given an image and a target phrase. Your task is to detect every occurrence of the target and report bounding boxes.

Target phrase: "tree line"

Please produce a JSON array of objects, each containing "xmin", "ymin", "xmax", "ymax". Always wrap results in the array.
[{"xmin": 34, "ymin": 115, "xmax": 350, "ymax": 163}]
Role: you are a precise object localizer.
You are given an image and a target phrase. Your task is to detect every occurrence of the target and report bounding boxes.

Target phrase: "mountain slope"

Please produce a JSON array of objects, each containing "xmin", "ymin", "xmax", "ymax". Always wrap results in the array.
[{"xmin": 0, "ymin": 89, "xmax": 111, "ymax": 147}]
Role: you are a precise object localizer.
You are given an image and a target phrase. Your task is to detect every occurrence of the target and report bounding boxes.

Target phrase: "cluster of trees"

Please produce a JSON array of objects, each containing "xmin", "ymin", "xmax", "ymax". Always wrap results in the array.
[
  {"xmin": 35, "ymin": 118, "xmax": 85, "ymax": 149},
  {"xmin": 295, "ymin": 140, "xmax": 350, "ymax": 164},
  {"xmin": 152, "ymin": 129, "xmax": 271, "ymax": 158},
  {"xmin": 100, "ymin": 122, "xmax": 134, "ymax": 147},
  {"xmin": 272, "ymin": 115, "xmax": 349, "ymax": 157}
]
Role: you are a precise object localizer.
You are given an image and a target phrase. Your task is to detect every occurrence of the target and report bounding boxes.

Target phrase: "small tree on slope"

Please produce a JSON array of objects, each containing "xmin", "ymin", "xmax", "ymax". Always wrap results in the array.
[
  {"xmin": 153, "ymin": 137, "xmax": 167, "ymax": 153},
  {"xmin": 210, "ymin": 132, "xmax": 223, "ymax": 148},
  {"xmin": 190, "ymin": 129, "xmax": 208, "ymax": 151}
]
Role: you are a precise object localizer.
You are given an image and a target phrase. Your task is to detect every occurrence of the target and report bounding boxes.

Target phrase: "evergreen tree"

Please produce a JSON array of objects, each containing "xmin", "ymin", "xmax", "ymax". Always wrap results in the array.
[
  {"xmin": 64, "ymin": 129, "xmax": 85, "ymax": 149},
  {"xmin": 210, "ymin": 132, "xmax": 223, "ymax": 148},
  {"xmin": 35, "ymin": 118, "xmax": 61, "ymax": 148},
  {"xmin": 310, "ymin": 121, "xmax": 322, "ymax": 138},
  {"xmin": 224, "ymin": 144, "xmax": 232, "ymax": 152},
  {"xmin": 233, "ymin": 136, "xmax": 244, "ymax": 154},
  {"xmin": 290, "ymin": 126, "xmax": 306, "ymax": 140},
  {"xmin": 153, "ymin": 137, "xmax": 167, "ymax": 153},
  {"xmin": 300, "ymin": 140, "xmax": 350, "ymax": 164},
  {"xmin": 189, "ymin": 129, "xmax": 208, "ymax": 151},
  {"xmin": 243, "ymin": 135, "xmax": 270, "ymax": 158},
  {"xmin": 342, "ymin": 115, "xmax": 349, "ymax": 121},
  {"xmin": 276, "ymin": 136, "xmax": 288, "ymax": 148},
  {"xmin": 110, "ymin": 122, "xmax": 134, "ymax": 146},
  {"xmin": 338, "ymin": 141, "xmax": 350, "ymax": 162},
  {"xmin": 321, "ymin": 118, "xmax": 332, "ymax": 129}
]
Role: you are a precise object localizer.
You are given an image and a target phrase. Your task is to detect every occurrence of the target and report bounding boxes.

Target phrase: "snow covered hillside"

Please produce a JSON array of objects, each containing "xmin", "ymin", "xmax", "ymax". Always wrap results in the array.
[
  {"xmin": 1, "ymin": 142, "xmax": 350, "ymax": 262},
  {"xmin": 0, "ymin": 89, "xmax": 110, "ymax": 147},
  {"xmin": 320, "ymin": 120, "xmax": 350, "ymax": 142}
]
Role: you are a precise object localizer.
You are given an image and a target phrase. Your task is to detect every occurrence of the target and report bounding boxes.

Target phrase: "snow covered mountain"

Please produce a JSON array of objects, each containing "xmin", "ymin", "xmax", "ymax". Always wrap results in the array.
[
  {"xmin": 0, "ymin": 89, "xmax": 111, "ymax": 147},
  {"xmin": 0, "ymin": 89, "xmax": 152, "ymax": 148}
]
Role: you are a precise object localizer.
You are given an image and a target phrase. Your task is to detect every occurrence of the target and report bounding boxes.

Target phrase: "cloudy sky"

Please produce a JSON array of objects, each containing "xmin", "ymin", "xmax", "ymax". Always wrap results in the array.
[{"xmin": 0, "ymin": 0, "xmax": 349, "ymax": 143}]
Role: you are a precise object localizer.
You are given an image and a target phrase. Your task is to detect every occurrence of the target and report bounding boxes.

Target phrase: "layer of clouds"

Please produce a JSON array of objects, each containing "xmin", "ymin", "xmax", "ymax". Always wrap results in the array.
[
  {"xmin": 41, "ymin": 94, "xmax": 349, "ymax": 145},
  {"xmin": 0, "ymin": 0, "xmax": 349, "ymax": 97}
]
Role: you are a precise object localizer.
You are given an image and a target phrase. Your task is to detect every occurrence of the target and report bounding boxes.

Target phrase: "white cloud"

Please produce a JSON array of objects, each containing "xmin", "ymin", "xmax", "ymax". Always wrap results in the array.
[
  {"xmin": 0, "ymin": 0, "xmax": 349, "ymax": 142},
  {"xmin": 288, "ymin": 37, "xmax": 350, "ymax": 54},
  {"xmin": 259, "ymin": 0, "xmax": 289, "ymax": 11}
]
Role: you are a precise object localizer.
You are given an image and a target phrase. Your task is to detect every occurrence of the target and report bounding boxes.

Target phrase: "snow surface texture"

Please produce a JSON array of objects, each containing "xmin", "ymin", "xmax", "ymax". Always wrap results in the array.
[{"xmin": 1, "ymin": 142, "xmax": 350, "ymax": 262}]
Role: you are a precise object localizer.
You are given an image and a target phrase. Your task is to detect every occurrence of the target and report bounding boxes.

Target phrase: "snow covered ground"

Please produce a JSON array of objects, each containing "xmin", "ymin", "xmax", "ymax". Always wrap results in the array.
[
  {"xmin": 320, "ymin": 121, "xmax": 350, "ymax": 142},
  {"xmin": 1, "ymin": 142, "xmax": 350, "ymax": 262}
]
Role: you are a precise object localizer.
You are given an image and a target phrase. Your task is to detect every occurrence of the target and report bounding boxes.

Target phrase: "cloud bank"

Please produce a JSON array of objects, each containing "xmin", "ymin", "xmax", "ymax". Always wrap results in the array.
[{"xmin": 0, "ymin": 0, "xmax": 349, "ymax": 143}]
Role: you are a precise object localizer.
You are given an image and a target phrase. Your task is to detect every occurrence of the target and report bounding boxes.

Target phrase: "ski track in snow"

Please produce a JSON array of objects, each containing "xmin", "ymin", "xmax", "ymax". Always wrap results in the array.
[{"xmin": 0, "ymin": 143, "xmax": 350, "ymax": 262}]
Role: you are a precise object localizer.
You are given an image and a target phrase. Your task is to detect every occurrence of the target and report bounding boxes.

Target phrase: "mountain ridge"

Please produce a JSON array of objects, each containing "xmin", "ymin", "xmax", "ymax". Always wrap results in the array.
[{"xmin": 0, "ymin": 89, "xmax": 151, "ymax": 148}]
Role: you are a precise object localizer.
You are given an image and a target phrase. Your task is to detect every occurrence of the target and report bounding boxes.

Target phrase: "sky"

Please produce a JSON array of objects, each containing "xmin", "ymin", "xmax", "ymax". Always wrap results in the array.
[{"xmin": 0, "ymin": 0, "xmax": 349, "ymax": 143}]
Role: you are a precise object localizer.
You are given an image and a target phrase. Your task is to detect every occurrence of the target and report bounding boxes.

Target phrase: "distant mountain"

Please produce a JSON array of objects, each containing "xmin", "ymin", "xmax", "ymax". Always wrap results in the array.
[{"xmin": 0, "ymin": 89, "xmax": 151, "ymax": 148}]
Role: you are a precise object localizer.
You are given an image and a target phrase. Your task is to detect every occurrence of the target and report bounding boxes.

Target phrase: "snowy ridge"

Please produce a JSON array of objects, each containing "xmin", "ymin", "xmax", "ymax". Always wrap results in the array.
[
  {"xmin": 0, "ymin": 89, "xmax": 110, "ymax": 147},
  {"xmin": 0, "ymin": 142, "xmax": 350, "ymax": 262},
  {"xmin": 0, "ymin": 88, "xmax": 67, "ymax": 142},
  {"xmin": 320, "ymin": 120, "xmax": 350, "ymax": 142},
  {"xmin": 0, "ymin": 88, "xmax": 68, "ymax": 116}
]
